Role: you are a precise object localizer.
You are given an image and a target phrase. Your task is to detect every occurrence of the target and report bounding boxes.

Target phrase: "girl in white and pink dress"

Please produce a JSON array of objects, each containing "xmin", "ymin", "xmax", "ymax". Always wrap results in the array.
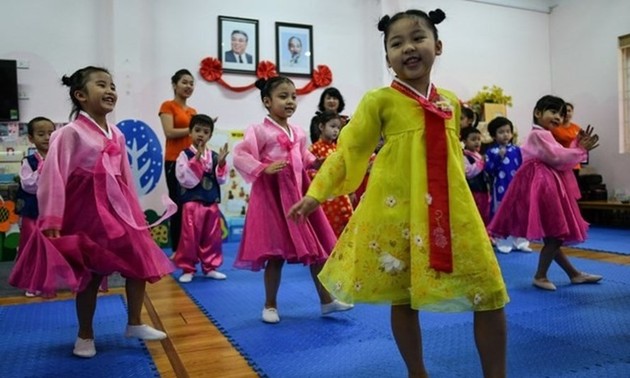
[
  {"xmin": 9, "ymin": 66, "xmax": 175, "ymax": 358},
  {"xmin": 232, "ymin": 76, "xmax": 352, "ymax": 324},
  {"xmin": 488, "ymin": 95, "xmax": 602, "ymax": 291}
]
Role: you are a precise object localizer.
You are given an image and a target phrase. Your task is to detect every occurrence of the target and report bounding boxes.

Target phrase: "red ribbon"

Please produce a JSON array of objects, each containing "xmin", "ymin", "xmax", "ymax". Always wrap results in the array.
[
  {"xmin": 296, "ymin": 65, "xmax": 333, "ymax": 95},
  {"xmin": 390, "ymin": 80, "xmax": 453, "ymax": 273}
]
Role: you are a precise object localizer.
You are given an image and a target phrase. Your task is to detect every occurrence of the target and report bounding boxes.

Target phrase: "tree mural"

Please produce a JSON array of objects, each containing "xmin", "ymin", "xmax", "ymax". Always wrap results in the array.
[{"xmin": 117, "ymin": 119, "xmax": 163, "ymax": 196}]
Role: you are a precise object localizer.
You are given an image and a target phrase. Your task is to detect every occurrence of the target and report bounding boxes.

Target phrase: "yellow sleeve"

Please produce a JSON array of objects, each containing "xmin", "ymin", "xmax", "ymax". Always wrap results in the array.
[{"xmin": 307, "ymin": 90, "xmax": 382, "ymax": 201}]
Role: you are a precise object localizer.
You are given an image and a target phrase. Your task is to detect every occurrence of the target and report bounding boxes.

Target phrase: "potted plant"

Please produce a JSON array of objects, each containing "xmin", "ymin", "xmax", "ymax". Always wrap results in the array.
[{"xmin": 468, "ymin": 85, "xmax": 513, "ymax": 121}]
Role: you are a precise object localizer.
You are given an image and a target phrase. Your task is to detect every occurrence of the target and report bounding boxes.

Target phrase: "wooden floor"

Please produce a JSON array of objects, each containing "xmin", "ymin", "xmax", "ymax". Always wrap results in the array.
[{"xmin": 1, "ymin": 247, "xmax": 628, "ymax": 378}]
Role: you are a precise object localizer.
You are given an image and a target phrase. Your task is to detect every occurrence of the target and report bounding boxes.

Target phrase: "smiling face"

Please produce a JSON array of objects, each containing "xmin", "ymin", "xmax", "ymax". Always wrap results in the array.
[
  {"xmin": 535, "ymin": 108, "xmax": 564, "ymax": 131},
  {"xmin": 75, "ymin": 71, "xmax": 117, "ymax": 118},
  {"xmin": 173, "ymin": 74, "xmax": 194, "ymax": 100},
  {"xmin": 263, "ymin": 82, "xmax": 297, "ymax": 123},
  {"xmin": 231, "ymin": 31, "xmax": 248, "ymax": 55},
  {"xmin": 385, "ymin": 16, "xmax": 442, "ymax": 93},
  {"xmin": 323, "ymin": 94, "xmax": 340, "ymax": 113}
]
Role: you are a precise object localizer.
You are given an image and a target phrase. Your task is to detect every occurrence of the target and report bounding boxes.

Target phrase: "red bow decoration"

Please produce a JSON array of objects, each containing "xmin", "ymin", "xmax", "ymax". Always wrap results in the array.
[
  {"xmin": 296, "ymin": 65, "xmax": 333, "ymax": 95},
  {"xmin": 277, "ymin": 133, "xmax": 294, "ymax": 151},
  {"xmin": 199, "ymin": 57, "xmax": 333, "ymax": 95},
  {"xmin": 256, "ymin": 61, "xmax": 278, "ymax": 80}
]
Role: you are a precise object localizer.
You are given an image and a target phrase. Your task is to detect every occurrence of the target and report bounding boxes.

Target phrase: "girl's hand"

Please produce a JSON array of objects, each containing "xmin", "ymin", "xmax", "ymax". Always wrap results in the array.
[
  {"xmin": 43, "ymin": 229, "xmax": 61, "ymax": 239},
  {"xmin": 498, "ymin": 147, "xmax": 506, "ymax": 158},
  {"xmin": 217, "ymin": 142, "xmax": 229, "ymax": 167},
  {"xmin": 287, "ymin": 196, "xmax": 320, "ymax": 222},
  {"xmin": 264, "ymin": 161, "xmax": 288, "ymax": 174},
  {"xmin": 577, "ymin": 125, "xmax": 599, "ymax": 151}
]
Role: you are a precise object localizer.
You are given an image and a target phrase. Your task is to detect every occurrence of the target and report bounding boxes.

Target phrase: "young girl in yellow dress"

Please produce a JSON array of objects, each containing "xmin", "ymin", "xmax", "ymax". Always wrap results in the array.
[{"xmin": 289, "ymin": 8, "xmax": 508, "ymax": 378}]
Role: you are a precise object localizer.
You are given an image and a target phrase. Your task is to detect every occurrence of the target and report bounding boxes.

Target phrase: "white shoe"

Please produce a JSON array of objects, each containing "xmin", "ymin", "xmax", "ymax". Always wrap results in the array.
[
  {"xmin": 204, "ymin": 270, "xmax": 227, "ymax": 280},
  {"xmin": 73, "ymin": 337, "xmax": 96, "ymax": 358},
  {"xmin": 25, "ymin": 291, "xmax": 41, "ymax": 297},
  {"xmin": 178, "ymin": 273, "xmax": 194, "ymax": 283},
  {"xmin": 125, "ymin": 324, "xmax": 167, "ymax": 340},
  {"xmin": 262, "ymin": 307, "xmax": 280, "ymax": 323},
  {"xmin": 516, "ymin": 245, "xmax": 533, "ymax": 252},
  {"xmin": 496, "ymin": 245, "xmax": 513, "ymax": 254},
  {"xmin": 321, "ymin": 299, "xmax": 354, "ymax": 315}
]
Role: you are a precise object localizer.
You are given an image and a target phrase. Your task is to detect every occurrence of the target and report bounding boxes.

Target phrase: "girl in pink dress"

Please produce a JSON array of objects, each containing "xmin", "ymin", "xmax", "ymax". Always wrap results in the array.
[
  {"xmin": 487, "ymin": 95, "xmax": 602, "ymax": 291},
  {"xmin": 9, "ymin": 66, "xmax": 175, "ymax": 358},
  {"xmin": 232, "ymin": 76, "xmax": 352, "ymax": 324}
]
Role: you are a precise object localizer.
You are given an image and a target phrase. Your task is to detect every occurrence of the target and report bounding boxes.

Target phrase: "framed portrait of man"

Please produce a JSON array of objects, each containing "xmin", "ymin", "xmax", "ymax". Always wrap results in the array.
[
  {"xmin": 275, "ymin": 22, "xmax": 313, "ymax": 77},
  {"xmin": 218, "ymin": 16, "xmax": 259, "ymax": 74}
]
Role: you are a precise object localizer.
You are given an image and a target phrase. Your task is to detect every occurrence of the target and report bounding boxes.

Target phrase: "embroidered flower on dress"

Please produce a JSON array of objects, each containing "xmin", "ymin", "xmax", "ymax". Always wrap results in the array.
[
  {"xmin": 414, "ymin": 235, "xmax": 424, "ymax": 248},
  {"xmin": 402, "ymin": 228, "xmax": 410, "ymax": 240},
  {"xmin": 334, "ymin": 281, "xmax": 343, "ymax": 292},
  {"xmin": 385, "ymin": 196, "xmax": 397, "ymax": 207},
  {"xmin": 379, "ymin": 252, "xmax": 406, "ymax": 273},
  {"xmin": 425, "ymin": 193, "xmax": 433, "ymax": 205},
  {"xmin": 368, "ymin": 240, "xmax": 380, "ymax": 250},
  {"xmin": 354, "ymin": 281, "xmax": 363, "ymax": 292},
  {"xmin": 473, "ymin": 293, "xmax": 483, "ymax": 305}
]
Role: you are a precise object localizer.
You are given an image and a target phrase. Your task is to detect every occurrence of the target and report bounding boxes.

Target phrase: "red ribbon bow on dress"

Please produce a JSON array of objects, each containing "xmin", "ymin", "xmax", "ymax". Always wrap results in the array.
[{"xmin": 390, "ymin": 80, "xmax": 454, "ymax": 273}]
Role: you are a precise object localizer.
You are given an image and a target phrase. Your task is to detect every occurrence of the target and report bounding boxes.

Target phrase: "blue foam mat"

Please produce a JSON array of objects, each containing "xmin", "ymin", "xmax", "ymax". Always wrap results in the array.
[
  {"xmin": 573, "ymin": 226, "xmax": 630, "ymax": 255},
  {"xmin": 178, "ymin": 242, "xmax": 630, "ymax": 378},
  {"xmin": 0, "ymin": 295, "xmax": 159, "ymax": 378}
]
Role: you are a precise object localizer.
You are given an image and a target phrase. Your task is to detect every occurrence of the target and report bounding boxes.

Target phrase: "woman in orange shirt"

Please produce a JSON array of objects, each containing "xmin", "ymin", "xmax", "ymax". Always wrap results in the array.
[
  {"xmin": 159, "ymin": 69, "xmax": 197, "ymax": 251},
  {"xmin": 550, "ymin": 102, "xmax": 583, "ymax": 179}
]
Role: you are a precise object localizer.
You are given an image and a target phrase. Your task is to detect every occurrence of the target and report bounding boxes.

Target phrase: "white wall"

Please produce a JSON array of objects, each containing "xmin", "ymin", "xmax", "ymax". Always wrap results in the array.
[
  {"xmin": 1, "ymin": 0, "xmax": 554, "ymax": 208},
  {"xmin": 549, "ymin": 0, "xmax": 630, "ymax": 195}
]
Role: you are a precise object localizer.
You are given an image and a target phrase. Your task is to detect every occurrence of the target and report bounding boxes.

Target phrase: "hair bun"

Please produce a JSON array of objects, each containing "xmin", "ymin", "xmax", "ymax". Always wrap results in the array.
[
  {"xmin": 377, "ymin": 15, "xmax": 390, "ymax": 32},
  {"xmin": 254, "ymin": 78, "xmax": 267, "ymax": 90},
  {"xmin": 61, "ymin": 75, "xmax": 72, "ymax": 87},
  {"xmin": 428, "ymin": 9, "xmax": 446, "ymax": 24}
]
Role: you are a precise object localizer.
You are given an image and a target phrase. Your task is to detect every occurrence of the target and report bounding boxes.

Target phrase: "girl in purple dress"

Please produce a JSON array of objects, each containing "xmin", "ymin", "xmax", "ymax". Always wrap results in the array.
[
  {"xmin": 232, "ymin": 76, "xmax": 352, "ymax": 324},
  {"xmin": 488, "ymin": 95, "xmax": 602, "ymax": 291},
  {"xmin": 9, "ymin": 66, "xmax": 175, "ymax": 358}
]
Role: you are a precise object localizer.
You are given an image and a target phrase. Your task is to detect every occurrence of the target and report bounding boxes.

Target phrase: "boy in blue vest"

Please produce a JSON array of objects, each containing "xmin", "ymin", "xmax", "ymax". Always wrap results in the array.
[
  {"xmin": 15, "ymin": 117, "xmax": 55, "ymax": 296},
  {"xmin": 173, "ymin": 114, "xmax": 230, "ymax": 283}
]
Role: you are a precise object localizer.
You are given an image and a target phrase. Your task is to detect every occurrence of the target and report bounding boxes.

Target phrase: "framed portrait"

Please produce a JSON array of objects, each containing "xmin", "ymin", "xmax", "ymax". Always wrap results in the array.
[
  {"xmin": 275, "ymin": 22, "xmax": 313, "ymax": 77},
  {"xmin": 218, "ymin": 16, "xmax": 259, "ymax": 74}
]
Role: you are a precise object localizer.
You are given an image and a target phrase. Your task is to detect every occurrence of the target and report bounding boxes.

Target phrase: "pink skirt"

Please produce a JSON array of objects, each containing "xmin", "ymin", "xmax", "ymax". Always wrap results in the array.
[{"xmin": 234, "ymin": 167, "xmax": 336, "ymax": 271}]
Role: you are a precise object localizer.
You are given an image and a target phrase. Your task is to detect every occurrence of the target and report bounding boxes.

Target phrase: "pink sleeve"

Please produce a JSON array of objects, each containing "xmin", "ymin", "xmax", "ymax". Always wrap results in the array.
[
  {"xmin": 232, "ymin": 126, "xmax": 269, "ymax": 183},
  {"xmin": 463, "ymin": 153, "xmax": 484, "ymax": 179},
  {"xmin": 299, "ymin": 131, "xmax": 317, "ymax": 168},
  {"xmin": 175, "ymin": 150, "xmax": 203, "ymax": 189},
  {"xmin": 19, "ymin": 159, "xmax": 39, "ymax": 195},
  {"xmin": 215, "ymin": 161, "xmax": 228, "ymax": 185},
  {"xmin": 522, "ymin": 130, "xmax": 586, "ymax": 171},
  {"xmin": 37, "ymin": 128, "xmax": 77, "ymax": 229}
]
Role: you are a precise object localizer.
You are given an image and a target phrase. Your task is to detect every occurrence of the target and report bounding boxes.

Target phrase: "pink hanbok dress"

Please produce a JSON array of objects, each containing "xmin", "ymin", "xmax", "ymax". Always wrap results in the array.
[
  {"xmin": 487, "ymin": 125, "xmax": 588, "ymax": 244},
  {"xmin": 9, "ymin": 112, "xmax": 175, "ymax": 296},
  {"xmin": 232, "ymin": 116, "xmax": 336, "ymax": 271}
]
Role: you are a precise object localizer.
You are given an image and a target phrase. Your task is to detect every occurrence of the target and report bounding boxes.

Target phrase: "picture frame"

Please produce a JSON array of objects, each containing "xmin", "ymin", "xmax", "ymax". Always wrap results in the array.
[
  {"xmin": 275, "ymin": 22, "xmax": 313, "ymax": 77},
  {"xmin": 218, "ymin": 16, "xmax": 259, "ymax": 74}
]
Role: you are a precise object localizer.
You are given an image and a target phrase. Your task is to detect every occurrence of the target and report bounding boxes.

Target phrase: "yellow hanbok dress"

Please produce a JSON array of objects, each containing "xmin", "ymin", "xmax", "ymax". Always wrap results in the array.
[{"xmin": 308, "ymin": 82, "xmax": 509, "ymax": 312}]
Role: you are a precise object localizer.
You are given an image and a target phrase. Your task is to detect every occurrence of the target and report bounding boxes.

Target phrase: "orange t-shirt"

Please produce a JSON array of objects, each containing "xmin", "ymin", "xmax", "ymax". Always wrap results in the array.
[
  {"xmin": 550, "ymin": 122, "xmax": 582, "ymax": 169},
  {"xmin": 159, "ymin": 100, "xmax": 197, "ymax": 161}
]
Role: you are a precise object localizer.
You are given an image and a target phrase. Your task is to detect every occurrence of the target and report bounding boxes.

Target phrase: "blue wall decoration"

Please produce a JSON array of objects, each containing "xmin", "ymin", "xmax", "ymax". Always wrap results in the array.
[{"xmin": 117, "ymin": 119, "xmax": 163, "ymax": 196}]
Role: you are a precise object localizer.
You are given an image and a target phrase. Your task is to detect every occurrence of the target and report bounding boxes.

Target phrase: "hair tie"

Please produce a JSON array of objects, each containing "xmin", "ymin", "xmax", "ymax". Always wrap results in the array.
[{"xmin": 428, "ymin": 9, "xmax": 446, "ymax": 24}]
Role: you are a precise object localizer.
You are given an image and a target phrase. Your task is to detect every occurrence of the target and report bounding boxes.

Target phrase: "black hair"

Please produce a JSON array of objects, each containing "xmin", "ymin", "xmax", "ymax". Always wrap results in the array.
[
  {"xmin": 310, "ymin": 111, "xmax": 341, "ymax": 143},
  {"xmin": 565, "ymin": 102, "xmax": 574, "ymax": 110},
  {"xmin": 461, "ymin": 106, "xmax": 479, "ymax": 128},
  {"xmin": 317, "ymin": 87, "xmax": 346, "ymax": 114},
  {"xmin": 171, "ymin": 69, "xmax": 193, "ymax": 85},
  {"xmin": 61, "ymin": 66, "xmax": 111, "ymax": 120},
  {"xmin": 27, "ymin": 116, "xmax": 54, "ymax": 136},
  {"xmin": 189, "ymin": 114, "xmax": 215, "ymax": 133},
  {"xmin": 460, "ymin": 126, "xmax": 481, "ymax": 142},
  {"xmin": 254, "ymin": 76, "xmax": 294, "ymax": 103},
  {"xmin": 487, "ymin": 116, "xmax": 514, "ymax": 139},
  {"xmin": 532, "ymin": 95, "xmax": 567, "ymax": 124},
  {"xmin": 377, "ymin": 9, "xmax": 446, "ymax": 52},
  {"xmin": 231, "ymin": 30, "xmax": 249, "ymax": 42}
]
